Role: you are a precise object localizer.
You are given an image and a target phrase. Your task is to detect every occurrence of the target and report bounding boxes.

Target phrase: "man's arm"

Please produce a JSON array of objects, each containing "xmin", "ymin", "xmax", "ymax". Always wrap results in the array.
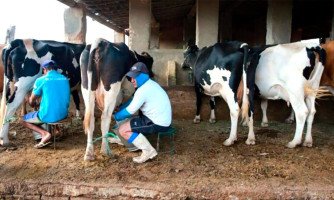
[{"xmin": 28, "ymin": 93, "xmax": 39, "ymax": 108}]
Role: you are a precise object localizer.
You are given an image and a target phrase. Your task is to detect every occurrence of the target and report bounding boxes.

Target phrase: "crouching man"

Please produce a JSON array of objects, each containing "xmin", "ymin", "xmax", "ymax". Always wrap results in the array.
[
  {"xmin": 21, "ymin": 60, "xmax": 70, "ymax": 148},
  {"xmin": 113, "ymin": 62, "xmax": 172, "ymax": 163}
]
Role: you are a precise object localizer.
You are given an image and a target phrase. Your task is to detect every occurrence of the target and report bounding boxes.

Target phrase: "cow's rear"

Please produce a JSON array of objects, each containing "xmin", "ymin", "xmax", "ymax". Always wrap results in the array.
[{"xmin": 247, "ymin": 39, "xmax": 326, "ymax": 148}]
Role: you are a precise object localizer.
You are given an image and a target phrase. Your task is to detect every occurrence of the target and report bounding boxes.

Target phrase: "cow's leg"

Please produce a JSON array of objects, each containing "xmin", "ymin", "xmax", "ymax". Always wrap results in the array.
[
  {"xmin": 100, "ymin": 83, "xmax": 121, "ymax": 156},
  {"xmin": 302, "ymin": 61, "xmax": 324, "ymax": 147},
  {"xmin": 260, "ymin": 99, "xmax": 269, "ymax": 127},
  {"xmin": 221, "ymin": 90, "xmax": 239, "ymax": 146},
  {"xmin": 245, "ymin": 112, "xmax": 255, "ymax": 145},
  {"xmin": 0, "ymin": 91, "xmax": 27, "ymax": 146},
  {"xmin": 194, "ymin": 85, "xmax": 202, "ymax": 124},
  {"xmin": 71, "ymin": 89, "xmax": 81, "ymax": 118},
  {"xmin": 209, "ymin": 96, "xmax": 216, "ymax": 123},
  {"xmin": 285, "ymin": 110, "xmax": 295, "ymax": 124},
  {"xmin": 287, "ymin": 96, "xmax": 308, "ymax": 148},
  {"xmin": 303, "ymin": 96, "xmax": 316, "ymax": 147},
  {"xmin": 82, "ymin": 87, "xmax": 96, "ymax": 161}
]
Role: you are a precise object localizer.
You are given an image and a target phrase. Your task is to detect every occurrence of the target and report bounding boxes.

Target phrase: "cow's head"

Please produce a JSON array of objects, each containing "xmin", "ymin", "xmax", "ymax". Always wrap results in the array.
[
  {"xmin": 134, "ymin": 51, "xmax": 154, "ymax": 78},
  {"xmin": 182, "ymin": 45, "xmax": 199, "ymax": 70},
  {"xmin": 182, "ymin": 45, "xmax": 199, "ymax": 84}
]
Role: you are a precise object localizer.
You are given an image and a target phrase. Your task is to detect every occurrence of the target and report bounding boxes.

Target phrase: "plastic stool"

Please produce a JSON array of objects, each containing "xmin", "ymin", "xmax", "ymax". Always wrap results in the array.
[
  {"xmin": 156, "ymin": 126, "xmax": 176, "ymax": 155},
  {"xmin": 46, "ymin": 118, "xmax": 70, "ymax": 150}
]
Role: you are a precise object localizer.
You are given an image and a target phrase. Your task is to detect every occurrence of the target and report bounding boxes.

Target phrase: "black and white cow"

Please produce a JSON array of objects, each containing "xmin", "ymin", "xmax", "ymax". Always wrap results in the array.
[
  {"xmin": 182, "ymin": 41, "xmax": 252, "ymax": 146},
  {"xmin": 80, "ymin": 38, "xmax": 154, "ymax": 161},
  {"xmin": 246, "ymin": 39, "xmax": 326, "ymax": 148},
  {"xmin": 182, "ymin": 45, "xmax": 217, "ymax": 124},
  {"xmin": 0, "ymin": 39, "xmax": 85, "ymax": 146}
]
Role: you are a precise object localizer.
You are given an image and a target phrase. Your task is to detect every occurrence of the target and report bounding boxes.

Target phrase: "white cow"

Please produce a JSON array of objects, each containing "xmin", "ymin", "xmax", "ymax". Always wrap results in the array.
[{"xmin": 246, "ymin": 39, "xmax": 325, "ymax": 148}]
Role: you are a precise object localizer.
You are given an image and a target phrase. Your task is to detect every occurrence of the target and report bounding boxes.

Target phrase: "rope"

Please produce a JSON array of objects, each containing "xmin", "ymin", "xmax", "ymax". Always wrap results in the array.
[{"xmin": 91, "ymin": 131, "xmax": 118, "ymax": 156}]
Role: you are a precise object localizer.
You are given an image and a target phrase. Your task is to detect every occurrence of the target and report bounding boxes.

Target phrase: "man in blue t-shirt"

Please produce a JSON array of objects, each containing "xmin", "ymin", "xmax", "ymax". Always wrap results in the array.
[{"xmin": 21, "ymin": 60, "xmax": 70, "ymax": 148}]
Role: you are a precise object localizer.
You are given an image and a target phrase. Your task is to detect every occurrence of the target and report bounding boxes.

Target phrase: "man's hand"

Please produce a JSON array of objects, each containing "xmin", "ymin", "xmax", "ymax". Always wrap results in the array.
[
  {"xmin": 28, "ymin": 93, "xmax": 40, "ymax": 108},
  {"xmin": 113, "ymin": 106, "xmax": 120, "ymax": 114}
]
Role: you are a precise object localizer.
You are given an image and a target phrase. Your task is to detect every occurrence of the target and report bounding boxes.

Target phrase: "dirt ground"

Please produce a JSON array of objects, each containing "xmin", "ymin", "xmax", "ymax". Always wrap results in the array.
[{"xmin": 0, "ymin": 111, "xmax": 334, "ymax": 199}]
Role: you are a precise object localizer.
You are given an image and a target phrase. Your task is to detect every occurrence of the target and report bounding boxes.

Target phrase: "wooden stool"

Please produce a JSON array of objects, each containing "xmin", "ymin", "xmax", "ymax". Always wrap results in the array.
[
  {"xmin": 46, "ymin": 118, "xmax": 71, "ymax": 150},
  {"xmin": 156, "ymin": 126, "xmax": 176, "ymax": 155}
]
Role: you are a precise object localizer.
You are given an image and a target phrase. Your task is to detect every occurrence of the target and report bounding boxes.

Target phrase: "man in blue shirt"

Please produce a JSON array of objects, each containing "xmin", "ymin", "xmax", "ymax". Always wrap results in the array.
[{"xmin": 21, "ymin": 60, "xmax": 70, "ymax": 148}]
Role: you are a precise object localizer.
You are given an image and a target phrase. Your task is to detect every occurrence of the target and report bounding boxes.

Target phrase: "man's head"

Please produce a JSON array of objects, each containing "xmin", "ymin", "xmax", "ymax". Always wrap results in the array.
[
  {"xmin": 126, "ymin": 62, "xmax": 150, "ymax": 88},
  {"xmin": 41, "ymin": 60, "xmax": 57, "ymax": 71},
  {"xmin": 126, "ymin": 62, "xmax": 149, "ymax": 79}
]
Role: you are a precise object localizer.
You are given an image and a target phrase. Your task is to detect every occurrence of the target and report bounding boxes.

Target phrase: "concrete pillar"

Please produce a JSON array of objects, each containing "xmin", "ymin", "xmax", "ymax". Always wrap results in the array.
[
  {"xmin": 129, "ymin": 0, "xmax": 151, "ymax": 52},
  {"xmin": 64, "ymin": 5, "xmax": 86, "ymax": 44},
  {"xmin": 114, "ymin": 32, "xmax": 125, "ymax": 43},
  {"xmin": 196, "ymin": 0, "xmax": 219, "ymax": 48},
  {"xmin": 266, "ymin": 0, "xmax": 292, "ymax": 44}
]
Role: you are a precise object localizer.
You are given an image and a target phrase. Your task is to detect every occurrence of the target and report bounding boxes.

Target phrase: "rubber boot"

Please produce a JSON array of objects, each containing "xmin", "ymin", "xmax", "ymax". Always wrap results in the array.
[
  {"xmin": 112, "ymin": 128, "xmax": 138, "ymax": 152},
  {"xmin": 132, "ymin": 133, "xmax": 157, "ymax": 163}
]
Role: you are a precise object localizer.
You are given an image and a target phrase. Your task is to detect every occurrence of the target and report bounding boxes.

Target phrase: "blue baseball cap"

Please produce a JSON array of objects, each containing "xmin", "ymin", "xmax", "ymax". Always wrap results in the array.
[
  {"xmin": 41, "ymin": 60, "xmax": 56, "ymax": 69},
  {"xmin": 126, "ymin": 62, "xmax": 149, "ymax": 78}
]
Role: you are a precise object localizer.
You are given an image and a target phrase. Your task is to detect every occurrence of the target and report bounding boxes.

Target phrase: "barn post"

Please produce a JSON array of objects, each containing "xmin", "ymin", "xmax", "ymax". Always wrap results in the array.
[
  {"xmin": 114, "ymin": 32, "xmax": 125, "ymax": 43},
  {"xmin": 129, "ymin": 0, "xmax": 151, "ymax": 52},
  {"xmin": 196, "ymin": 0, "xmax": 219, "ymax": 48},
  {"xmin": 64, "ymin": 4, "xmax": 87, "ymax": 44},
  {"xmin": 266, "ymin": 0, "xmax": 292, "ymax": 44}
]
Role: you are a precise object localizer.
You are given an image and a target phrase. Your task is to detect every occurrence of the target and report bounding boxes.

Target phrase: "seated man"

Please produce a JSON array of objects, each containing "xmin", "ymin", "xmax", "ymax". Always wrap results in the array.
[
  {"xmin": 114, "ymin": 62, "xmax": 172, "ymax": 163},
  {"xmin": 21, "ymin": 60, "xmax": 70, "ymax": 148}
]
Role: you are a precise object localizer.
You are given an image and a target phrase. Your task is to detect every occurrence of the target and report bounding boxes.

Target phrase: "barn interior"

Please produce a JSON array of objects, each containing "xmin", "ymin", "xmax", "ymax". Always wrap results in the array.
[{"xmin": 58, "ymin": 0, "xmax": 334, "ymax": 48}]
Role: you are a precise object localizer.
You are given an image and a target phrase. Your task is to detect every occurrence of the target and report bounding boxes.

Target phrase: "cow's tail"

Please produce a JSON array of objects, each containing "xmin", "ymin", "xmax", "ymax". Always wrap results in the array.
[
  {"xmin": 304, "ymin": 85, "xmax": 332, "ymax": 99},
  {"xmin": 0, "ymin": 77, "xmax": 7, "ymax": 130},
  {"xmin": 240, "ymin": 43, "xmax": 250, "ymax": 124},
  {"xmin": 305, "ymin": 46, "xmax": 329, "ymax": 99},
  {"xmin": 82, "ymin": 45, "xmax": 94, "ymax": 135},
  {"xmin": 0, "ymin": 44, "xmax": 12, "ymax": 131}
]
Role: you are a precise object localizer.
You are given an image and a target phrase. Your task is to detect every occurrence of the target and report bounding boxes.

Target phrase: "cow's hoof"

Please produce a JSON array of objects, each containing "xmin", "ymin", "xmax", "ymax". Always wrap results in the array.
[
  {"xmin": 245, "ymin": 139, "xmax": 255, "ymax": 145},
  {"xmin": 261, "ymin": 122, "xmax": 268, "ymax": 127},
  {"xmin": 223, "ymin": 139, "xmax": 236, "ymax": 146},
  {"xmin": 303, "ymin": 141, "xmax": 313, "ymax": 148},
  {"xmin": 84, "ymin": 154, "xmax": 95, "ymax": 161},
  {"xmin": 100, "ymin": 149, "xmax": 113, "ymax": 157},
  {"xmin": 209, "ymin": 118, "xmax": 216, "ymax": 124},
  {"xmin": 193, "ymin": 119, "xmax": 201, "ymax": 124},
  {"xmin": 241, "ymin": 121, "xmax": 248, "ymax": 127},
  {"xmin": 286, "ymin": 141, "xmax": 299, "ymax": 148},
  {"xmin": 285, "ymin": 119, "xmax": 294, "ymax": 124},
  {"xmin": 0, "ymin": 141, "xmax": 12, "ymax": 148}
]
